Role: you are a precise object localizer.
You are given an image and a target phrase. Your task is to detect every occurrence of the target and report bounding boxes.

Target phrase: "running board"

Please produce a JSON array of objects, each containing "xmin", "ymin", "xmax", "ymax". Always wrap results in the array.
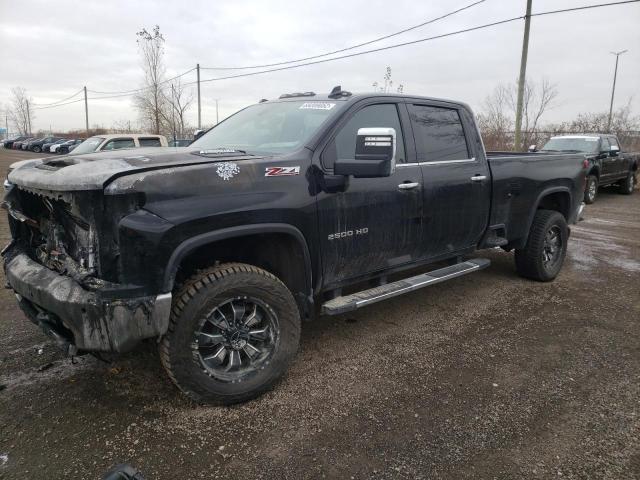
[{"xmin": 321, "ymin": 258, "xmax": 490, "ymax": 316}]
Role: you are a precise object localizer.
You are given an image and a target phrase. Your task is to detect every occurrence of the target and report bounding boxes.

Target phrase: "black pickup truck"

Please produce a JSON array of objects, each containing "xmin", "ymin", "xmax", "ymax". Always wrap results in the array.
[
  {"xmin": 535, "ymin": 134, "xmax": 638, "ymax": 203},
  {"xmin": 3, "ymin": 89, "xmax": 586, "ymax": 404}
]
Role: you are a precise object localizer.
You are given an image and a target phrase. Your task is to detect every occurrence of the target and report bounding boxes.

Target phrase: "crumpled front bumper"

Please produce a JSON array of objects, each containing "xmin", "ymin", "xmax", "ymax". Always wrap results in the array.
[{"xmin": 3, "ymin": 244, "xmax": 172, "ymax": 353}]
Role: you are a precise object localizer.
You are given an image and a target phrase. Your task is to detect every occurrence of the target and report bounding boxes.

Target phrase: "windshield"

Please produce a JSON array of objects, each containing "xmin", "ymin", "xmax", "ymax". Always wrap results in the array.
[
  {"xmin": 190, "ymin": 100, "xmax": 340, "ymax": 154},
  {"xmin": 541, "ymin": 137, "xmax": 599, "ymax": 153},
  {"xmin": 71, "ymin": 136, "xmax": 105, "ymax": 155}
]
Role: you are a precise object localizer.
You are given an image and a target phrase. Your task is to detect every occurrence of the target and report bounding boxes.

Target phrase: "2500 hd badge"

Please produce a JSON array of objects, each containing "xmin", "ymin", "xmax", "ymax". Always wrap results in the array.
[{"xmin": 328, "ymin": 228, "xmax": 369, "ymax": 240}]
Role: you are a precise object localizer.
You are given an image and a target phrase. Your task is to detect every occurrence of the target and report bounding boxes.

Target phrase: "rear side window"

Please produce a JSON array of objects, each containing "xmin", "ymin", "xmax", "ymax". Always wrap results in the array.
[
  {"xmin": 102, "ymin": 138, "xmax": 135, "ymax": 150},
  {"xmin": 322, "ymin": 103, "xmax": 406, "ymax": 169},
  {"xmin": 609, "ymin": 137, "xmax": 619, "ymax": 149},
  {"xmin": 409, "ymin": 105, "xmax": 469, "ymax": 162},
  {"xmin": 139, "ymin": 137, "xmax": 162, "ymax": 147}
]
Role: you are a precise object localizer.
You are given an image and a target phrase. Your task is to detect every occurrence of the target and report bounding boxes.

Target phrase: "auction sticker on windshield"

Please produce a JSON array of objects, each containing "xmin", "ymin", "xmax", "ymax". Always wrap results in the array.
[{"xmin": 299, "ymin": 102, "xmax": 336, "ymax": 110}]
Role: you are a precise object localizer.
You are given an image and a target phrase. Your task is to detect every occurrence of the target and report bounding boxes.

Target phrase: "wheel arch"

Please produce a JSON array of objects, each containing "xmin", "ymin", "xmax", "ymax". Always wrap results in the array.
[
  {"xmin": 163, "ymin": 223, "xmax": 314, "ymax": 314},
  {"xmin": 515, "ymin": 187, "xmax": 572, "ymax": 250}
]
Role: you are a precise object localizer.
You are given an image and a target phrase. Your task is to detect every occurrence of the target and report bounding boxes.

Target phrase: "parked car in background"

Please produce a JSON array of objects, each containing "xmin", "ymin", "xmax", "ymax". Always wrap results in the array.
[
  {"xmin": 69, "ymin": 134, "xmax": 168, "ymax": 155},
  {"xmin": 534, "ymin": 134, "xmax": 639, "ymax": 203},
  {"xmin": 56, "ymin": 139, "xmax": 84, "ymax": 154},
  {"xmin": 12, "ymin": 138, "xmax": 34, "ymax": 150},
  {"xmin": 2, "ymin": 136, "xmax": 30, "ymax": 149},
  {"xmin": 169, "ymin": 139, "xmax": 192, "ymax": 147},
  {"xmin": 28, "ymin": 136, "xmax": 65, "ymax": 153},
  {"xmin": 43, "ymin": 138, "xmax": 68, "ymax": 153}
]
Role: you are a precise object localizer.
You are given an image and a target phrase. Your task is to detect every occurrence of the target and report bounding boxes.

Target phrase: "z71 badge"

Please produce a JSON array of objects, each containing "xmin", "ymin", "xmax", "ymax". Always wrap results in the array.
[{"xmin": 265, "ymin": 166, "xmax": 300, "ymax": 177}]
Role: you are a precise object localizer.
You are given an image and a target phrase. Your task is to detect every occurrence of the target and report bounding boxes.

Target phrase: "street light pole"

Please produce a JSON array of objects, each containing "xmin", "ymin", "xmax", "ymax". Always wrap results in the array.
[{"xmin": 607, "ymin": 49, "xmax": 627, "ymax": 133}]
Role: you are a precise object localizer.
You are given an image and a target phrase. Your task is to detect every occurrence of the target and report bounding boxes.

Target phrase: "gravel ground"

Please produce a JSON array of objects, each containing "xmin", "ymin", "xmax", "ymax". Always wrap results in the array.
[{"xmin": 0, "ymin": 148, "xmax": 638, "ymax": 479}]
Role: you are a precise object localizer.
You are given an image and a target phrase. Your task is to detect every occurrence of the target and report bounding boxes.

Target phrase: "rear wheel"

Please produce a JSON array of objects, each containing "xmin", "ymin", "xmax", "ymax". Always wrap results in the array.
[
  {"xmin": 515, "ymin": 210, "xmax": 568, "ymax": 282},
  {"xmin": 618, "ymin": 171, "xmax": 636, "ymax": 195},
  {"xmin": 160, "ymin": 263, "xmax": 301, "ymax": 405},
  {"xmin": 584, "ymin": 175, "xmax": 598, "ymax": 204},
  {"xmin": 32, "ymin": 146, "xmax": 41, "ymax": 153}
]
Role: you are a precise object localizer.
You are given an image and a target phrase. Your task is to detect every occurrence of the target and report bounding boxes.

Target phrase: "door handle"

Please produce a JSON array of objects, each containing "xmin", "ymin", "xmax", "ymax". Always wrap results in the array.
[
  {"xmin": 398, "ymin": 182, "xmax": 420, "ymax": 190},
  {"xmin": 470, "ymin": 175, "xmax": 487, "ymax": 182}
]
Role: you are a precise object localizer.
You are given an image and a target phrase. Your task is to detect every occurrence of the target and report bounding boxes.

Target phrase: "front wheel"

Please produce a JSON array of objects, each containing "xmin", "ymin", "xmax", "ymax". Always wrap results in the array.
[
  {"xmin": 160, "ymin": 263, "xmax": 301, "ymax": 405},
  {"xmin": 32, "ymin": 146, "xmax": 41, "ymax": 153},
  {"xmin": 515, "ymin": 210, "xmax": 568, "ymax": 282},
  {"xmin": 618, "ymin": 171, "xmax": 636, "ymax": 195},
  {"xmin": 584, "ymin": 175, "xmax": 598, "ymax": 204}
]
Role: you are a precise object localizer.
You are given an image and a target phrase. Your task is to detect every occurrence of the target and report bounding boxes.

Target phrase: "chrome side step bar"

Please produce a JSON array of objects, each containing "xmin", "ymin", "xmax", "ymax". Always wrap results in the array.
[{"xmin": 321, "ymin": 258, "xmax": 490, "ymax": 316}]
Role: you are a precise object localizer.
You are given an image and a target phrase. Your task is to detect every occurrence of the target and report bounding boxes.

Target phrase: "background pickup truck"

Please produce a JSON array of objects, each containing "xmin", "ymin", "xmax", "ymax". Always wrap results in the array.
[
  {"xmin": 3, "ymin": 88, "xmax": 586, "ymax": 404},
  {"xmin": 535, "ymin": 134, "xmax": 638, "ymax": 203}
]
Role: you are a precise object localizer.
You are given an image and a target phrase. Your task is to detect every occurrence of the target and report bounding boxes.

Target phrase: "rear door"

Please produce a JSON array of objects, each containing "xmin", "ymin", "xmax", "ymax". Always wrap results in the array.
[
  {"xmin": 407, "ymin": 102, "xmax": 491, "ymax": 259},
  {"xmin": 599, "ymin": 136, "xmax": 616, "ymax": 181},
  {"xmin": 316, "ymin": 101, "xmax": 424, "ymax": 286},
  {"xmin": 608, "ymin": 136, "xmax": 628, "ymax": 177}
]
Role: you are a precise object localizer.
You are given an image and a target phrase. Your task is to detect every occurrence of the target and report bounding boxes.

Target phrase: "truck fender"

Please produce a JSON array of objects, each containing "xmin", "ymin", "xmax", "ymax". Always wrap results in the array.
[
  {"xmin": 522, "ymin": 186, "xmax": 573, "ymax": 244},
  {"xmin": 162, "ymin": 223, "xmax": 313, "ymax": 295}
]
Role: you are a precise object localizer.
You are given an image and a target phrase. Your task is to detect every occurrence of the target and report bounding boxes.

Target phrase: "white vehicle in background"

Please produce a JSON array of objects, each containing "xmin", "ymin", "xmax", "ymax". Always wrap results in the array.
[{"xmin": 69, "ymin": 134, "xmax": 168, "ymax": 155}]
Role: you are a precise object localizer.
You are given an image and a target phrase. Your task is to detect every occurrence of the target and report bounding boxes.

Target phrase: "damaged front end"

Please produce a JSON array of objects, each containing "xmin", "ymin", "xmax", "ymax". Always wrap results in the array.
[{"xmin": 2, "ymin": 184, "xmax": 172, "ymax": 353}]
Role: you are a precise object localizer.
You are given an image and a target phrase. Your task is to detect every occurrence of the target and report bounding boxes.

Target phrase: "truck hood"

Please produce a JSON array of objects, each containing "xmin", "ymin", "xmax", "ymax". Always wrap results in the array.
[{"xmin": 8, "ymin": 147, "xmax": 265, "ymax": 191}]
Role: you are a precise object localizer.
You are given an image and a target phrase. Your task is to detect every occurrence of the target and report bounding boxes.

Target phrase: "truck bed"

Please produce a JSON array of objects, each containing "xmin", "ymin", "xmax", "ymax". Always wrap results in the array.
[{"xmin": 485, "ymin": 151, "xmax": 586, "ymax": 249}]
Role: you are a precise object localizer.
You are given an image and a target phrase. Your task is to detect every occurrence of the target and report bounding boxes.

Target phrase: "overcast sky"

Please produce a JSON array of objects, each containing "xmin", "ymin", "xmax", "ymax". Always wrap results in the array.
[{"xmin": 1, "ymin": 0, "xmax": 639, "ymax": 133}]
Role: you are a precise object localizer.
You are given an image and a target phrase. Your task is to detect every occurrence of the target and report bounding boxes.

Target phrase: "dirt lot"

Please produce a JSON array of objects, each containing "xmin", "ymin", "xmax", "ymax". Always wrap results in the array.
[{"xmin": 0, "ymin": 148, "xmax": 638, "ymax": 480}]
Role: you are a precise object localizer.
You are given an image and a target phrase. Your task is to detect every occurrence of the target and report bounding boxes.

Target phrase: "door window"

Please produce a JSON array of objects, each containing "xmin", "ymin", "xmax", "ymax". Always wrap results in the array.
[
  {"xmin": 409, "ymin": 105, "xmax": 469, "ymax": 162},
  {"xmin": 609, "ymin": 137, "xmax": 619, "ymax": 149},
  {"xmin": 600, "ymin": 137, "xmax": 610, "ymax": 153},
  {"xmin": 102, "ymin": 138, "xmax": 135, "ymax": 150},
  {"xmin": 139, "ymin": 137, "xmax": 162, "ymax": 147},
  {"xmin": 322, "ymin": 103, "xmax": 406, "ymax": 169}
]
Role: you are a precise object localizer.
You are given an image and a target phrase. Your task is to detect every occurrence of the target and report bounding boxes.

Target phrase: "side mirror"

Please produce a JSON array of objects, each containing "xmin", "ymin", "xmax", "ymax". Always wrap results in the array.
[
  {"xmin": 610, "ymin": 145, "xmax": 620, "ymax": 156},
  {"xmin": 528, "ymin": 144, "xmax": 537, "ymax": 153},
  {"xmin": 193, "ymin": 129, "xmax": 205, "ymax": 141},
  {"xmin": 334, "ymin": 127, "xmax": 396, "ymax": 178}
]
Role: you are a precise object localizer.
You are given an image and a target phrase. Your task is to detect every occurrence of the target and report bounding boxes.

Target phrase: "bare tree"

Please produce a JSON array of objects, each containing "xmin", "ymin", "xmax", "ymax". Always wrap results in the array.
[
  {"xmin": 476, "ymin": 85, "xmax": 512, "ymax": 151},
  {"xmin": 476, "ymin": 78, "xmax": 558, "ymax": 151},
  {"xmin": 372, "ymin": 66, "xmax": 405, "ymax": 94},
  {"xmin": 8, "ymin": 87, "xmax": 34, "ymax": 136},
  {"xmin": 165, "ymin": 79, "xmax": 194, "ymax": 139},
  {"xmin": 134, "ymin": 25, "xmax": 169, "ymax": 135}
]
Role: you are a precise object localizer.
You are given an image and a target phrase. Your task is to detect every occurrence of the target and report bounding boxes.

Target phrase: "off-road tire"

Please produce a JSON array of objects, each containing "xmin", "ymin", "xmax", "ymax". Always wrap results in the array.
[
  {"xmin": 160, "ymin": 263, "xmax": 301, "ymax": 405},
  {"xmin": 515, "ymin": 209, "xmax": 568, "ymax": 282},
  {"xmin": 618, "ymin": 171, "xmax": 636, "ymax": 195},
  {"xmin": 584, "ymin": 175, "xmax": 598, "ymax": 204}
]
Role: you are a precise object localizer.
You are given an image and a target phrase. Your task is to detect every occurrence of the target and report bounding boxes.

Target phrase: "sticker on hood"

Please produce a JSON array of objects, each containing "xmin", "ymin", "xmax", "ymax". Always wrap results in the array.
[{"xmin": 216, "ymin": 162, "xmax": 240, "ymax": 180}]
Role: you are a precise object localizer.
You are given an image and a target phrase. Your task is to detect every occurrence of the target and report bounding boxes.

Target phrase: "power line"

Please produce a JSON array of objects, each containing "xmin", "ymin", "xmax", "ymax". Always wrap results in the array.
[
  {"xmin": 32, "ymin": 88, "xmax": 84, "ymax": 107},
  {"xmin": 26, "ymin": 0, "xmax": 640, "ymax": 110},
  {"xmin": 200, "ymin": 0, "xmax": 488, "ymax": 71},
  {"xmin": 194, "ymin": 0, "xmax": 640, "ymax": 85},
  {"xmin": 86, "ymin": 67, "xmax": 196, "ymax": 95},
  {"xmin": 33, "ymin": 97, "xmax": 86, "ymax": 110}
]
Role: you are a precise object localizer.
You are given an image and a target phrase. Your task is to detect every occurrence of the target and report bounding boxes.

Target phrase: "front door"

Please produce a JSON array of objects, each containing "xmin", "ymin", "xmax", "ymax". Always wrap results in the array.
[
  {"xmin": 407, "ymin": 103, "xmax": 491, "ymax": 259},
  {"xmin": 316, "ymin": 102, "xmax": 424, "ymax": 287}
]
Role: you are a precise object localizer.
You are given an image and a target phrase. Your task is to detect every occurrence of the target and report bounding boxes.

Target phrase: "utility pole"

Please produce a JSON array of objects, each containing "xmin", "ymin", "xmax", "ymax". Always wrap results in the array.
[
  {"xmin": 26, "ymin": 99, "xmax": 32, "ymax": 136},
  {"xmin": 171, "ymin": 83, "xmax": 177, "ymax": 144},
  {"xmin": 215, "ymin": 99, "xmax": 219, "ymax": 124},
  {"xmin": 607, "ymin": 50, "xmax": 627, "ymax": 133},
  {"xmin": 197, "ymin": 63, "xmax": 201, "ymax": 129},
  {"xmin": 83, "ymin": 86, "xmax": 89, "ymax": 136},
  {"xmin": 5, "ymin": 115, "xmax": 8, "ymax": 140},
  {"xmin": 514, "ymin": 0, "xmax": 532, "ymax": 152}
]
